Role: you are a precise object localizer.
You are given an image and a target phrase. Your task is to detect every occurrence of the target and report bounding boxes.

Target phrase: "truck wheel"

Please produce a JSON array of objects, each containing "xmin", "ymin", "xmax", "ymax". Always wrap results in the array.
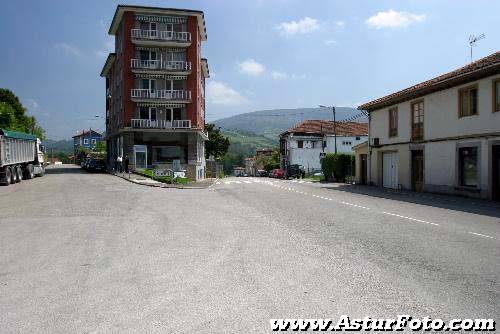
[
  {"xmin": 1, "ymin": 168, "xmax": 11, "ymax": 186},
  {"xmin": 24, "ymin": 164, "xmax": 34, "ymax": 179},
  {"xmin": 10, "ymin": 167, "xmax": 16, "ymax": 184},
  {"xmin": 15, "ymin": 166, "xmax": 23, "ymax": 183}
]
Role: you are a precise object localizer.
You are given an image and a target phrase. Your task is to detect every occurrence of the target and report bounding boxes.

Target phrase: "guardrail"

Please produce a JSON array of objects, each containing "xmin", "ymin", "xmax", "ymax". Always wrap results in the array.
[
  {"xmin": 130, "ymin": 59, "xmax": 191, "ymax": 71},
  {"xmin": 131, "ymin": 119, "xmax": 191, "ymax": 129},
  {"xmin": 131, "ymin": 89, "xmax": 191, "ymax": 101},
  {"xmin": 131, "ymin": 29, "xmax": 191, "ymax": 42}
]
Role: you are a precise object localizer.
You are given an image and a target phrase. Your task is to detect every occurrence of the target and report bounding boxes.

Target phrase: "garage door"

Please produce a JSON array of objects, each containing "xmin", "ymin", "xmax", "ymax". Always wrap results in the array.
[{"xmin": 383, "ymin": 152, "xmax": 399, "ymax": 189}]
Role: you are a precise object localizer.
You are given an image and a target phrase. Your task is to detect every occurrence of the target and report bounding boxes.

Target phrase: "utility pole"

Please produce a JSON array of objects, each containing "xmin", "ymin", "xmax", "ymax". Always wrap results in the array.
[{"xmin": 319, "ymin": 105, "xmax": 337, "ymax": 153}]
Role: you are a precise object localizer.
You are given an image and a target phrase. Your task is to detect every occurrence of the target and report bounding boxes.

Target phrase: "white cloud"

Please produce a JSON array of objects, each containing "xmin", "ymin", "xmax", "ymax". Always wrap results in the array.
[
  {"xmin": 207, "ymin": 81, "xmax": 247, "ymax": 105},
  {"xmin": 366, "ymin": 10, "xmax": 426, "ymax": 29},
  {"xmin": 335, "ymin": 21, "xmax": 345, "ymax": 28},
  {"xmin": 238, "ymin": 59, "xmax": 265, "ymax": 76},
  {"xmin": 94, "ymin": 39, "xmax": 114, "ymax": 57},
  {"xmin": 271, "ymin": 71, "xmax": 287, "ymax": 80},
  {"xmin": 324, "ymin": 40, "xmax": 338, "ymax": 46},
  {"xmin": 55, "ymin": 43, "xmax": 82, "ymax": 56},
  {"xmin": 24, "ymin": 98, "xmax": 39, "ymax": 110},
  {"xmin": 277, "ymin": 17, "xmax": 319, "ymax": 35}
]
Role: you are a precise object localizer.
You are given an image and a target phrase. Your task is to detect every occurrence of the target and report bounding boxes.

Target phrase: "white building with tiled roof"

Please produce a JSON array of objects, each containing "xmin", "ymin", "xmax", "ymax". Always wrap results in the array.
[
  {"xmin": 279, "ymin": 120, "xmax": 368, "ymax": 173},
  {"xmin": 358, "ymin": 51, "xmax": 500, "ymax": 200}
]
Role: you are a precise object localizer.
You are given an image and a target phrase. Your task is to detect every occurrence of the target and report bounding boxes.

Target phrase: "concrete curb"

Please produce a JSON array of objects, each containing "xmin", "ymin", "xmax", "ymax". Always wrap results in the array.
[{"xmin": 112, "ymin": 172, "xmax": 216, "ymax": 189}]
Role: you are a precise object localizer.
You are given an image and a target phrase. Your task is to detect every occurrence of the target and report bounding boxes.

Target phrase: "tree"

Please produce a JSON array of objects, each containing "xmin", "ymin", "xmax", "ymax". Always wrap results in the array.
[
  {"xmin": 205, "ymin": 123, "xmax": 230, "ymax": 159},
  {"xmin": 321, "ymin": 153, "xmax": 354, "ymax": 182},
  {"xmin": 94, "ymin": 140, "xmax": 106, "ymax": 153},
  {"xmin": 0, "ymin": 88, "xmax": 45, "ymax": 139}
]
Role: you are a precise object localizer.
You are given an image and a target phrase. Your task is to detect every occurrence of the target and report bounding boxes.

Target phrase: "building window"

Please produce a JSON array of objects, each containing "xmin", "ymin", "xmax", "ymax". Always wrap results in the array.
[
  {"xmin": 494, "ymin": 79, "xmax": 500, "ymax": 113},
  {"xmin": 83, "ymin": 139, "xmax": 89, "ymax": 145},
  {"xmin": 388, "ymin": 107, "xmax": 398, "ymax": 137},
  {"xmin": 91, "ymin": 139, "xmax": 96, "ymax": 144},
  {"xmin": 459, "ymin": 85, "xmax": 478, "ymax": 117},
  {"xmin": 297, "ymin": 140, "xmax": 303, "ymax": 148},
  {"xmin": 411, "ymin": 101, "xmax": 424, "ymax": 140},
  {"xmin": 458, "ymin": 147, "xmax": 478, "ymax": 187}
]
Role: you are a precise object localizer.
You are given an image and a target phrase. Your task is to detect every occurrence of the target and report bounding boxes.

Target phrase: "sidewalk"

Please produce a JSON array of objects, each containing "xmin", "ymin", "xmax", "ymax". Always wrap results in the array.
[{"xmin": 114, "ymin": 172, "xmax": 217, "ymax": 189}]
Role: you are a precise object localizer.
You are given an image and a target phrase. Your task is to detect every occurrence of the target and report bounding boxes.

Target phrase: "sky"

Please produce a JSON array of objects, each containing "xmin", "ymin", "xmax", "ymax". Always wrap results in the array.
[{"xmin": 0, "ymin": 0, "xmax": 498, "ymax": 139}]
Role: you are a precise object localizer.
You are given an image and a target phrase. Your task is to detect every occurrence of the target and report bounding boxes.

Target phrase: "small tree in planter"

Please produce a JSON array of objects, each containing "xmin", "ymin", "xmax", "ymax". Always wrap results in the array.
[{"xmin": 321, "ymin": 153, "xmax": 354, "ymax": 182}]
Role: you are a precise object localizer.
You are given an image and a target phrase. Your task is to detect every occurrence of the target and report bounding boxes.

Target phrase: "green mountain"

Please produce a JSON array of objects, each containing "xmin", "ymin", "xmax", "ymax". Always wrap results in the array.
[
  {"xmin": 213, "ymin": 107, "xmax": 363, "ymax": 141},
  {"xmin": 44, "ymin": 139, "xmax": 74, "ymax": 154},
  {"xmin": 221, "ymin": 129, "xmax": 277, "ymax": 148}
]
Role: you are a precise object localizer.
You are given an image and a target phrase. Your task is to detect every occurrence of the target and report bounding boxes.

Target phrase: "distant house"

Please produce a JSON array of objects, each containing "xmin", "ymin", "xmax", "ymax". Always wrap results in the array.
[
  {"xmin": 244, "ymin": 157, "xmax": 255, "ymax": 176},
  {"xmin": 73, "ymin": 129, "xmax": 103, "ymax": 156},
  {"xmin": 279, "ymin": 120, "xmax": 368, "ymax": 173},
  {"xmin": 255, "ymin": 148, "xmax": 274, "ymax": 159},
  {"xmin": 358, "ymin": 51, "xmax": 500, "ymax": 200},
  {"xmin": 233, "ymin": 166, "xmax": 245, "ymax": 176}
]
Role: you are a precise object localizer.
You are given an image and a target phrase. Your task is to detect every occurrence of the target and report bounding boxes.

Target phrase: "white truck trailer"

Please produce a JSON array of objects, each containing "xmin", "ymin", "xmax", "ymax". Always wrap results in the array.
[{"xmin": 0, "ymin": 128, "xmax": 45, "ymax": 186}]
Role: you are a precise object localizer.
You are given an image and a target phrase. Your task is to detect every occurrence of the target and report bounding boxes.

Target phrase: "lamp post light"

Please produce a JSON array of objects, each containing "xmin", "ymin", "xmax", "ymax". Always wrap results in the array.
[{"xmin": 319, "ymin": 105, "xmax": 337, "ymax": 154}]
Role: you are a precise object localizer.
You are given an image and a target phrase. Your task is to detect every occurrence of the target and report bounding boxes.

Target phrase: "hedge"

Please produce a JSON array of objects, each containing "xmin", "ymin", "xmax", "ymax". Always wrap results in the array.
[{"xmin": 321, "ymin": 153, "xmax": 355, "ymax": 182}]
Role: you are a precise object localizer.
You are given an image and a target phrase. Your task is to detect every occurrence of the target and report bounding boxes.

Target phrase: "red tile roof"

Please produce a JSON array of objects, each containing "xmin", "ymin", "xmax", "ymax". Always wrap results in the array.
[
  {"xmin": 282, "ymin": 120, "xmax": 368, "ymax": 137},
  {"xmin": 359, "ymin": 51, "xmax": 500, "ymax": 111}
]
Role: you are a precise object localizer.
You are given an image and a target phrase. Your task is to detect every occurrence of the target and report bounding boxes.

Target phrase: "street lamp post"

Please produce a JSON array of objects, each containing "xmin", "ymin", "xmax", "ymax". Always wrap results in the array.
[{"xmin": 319, "ymin": 105, "xmax": 337, "ymax": 154}]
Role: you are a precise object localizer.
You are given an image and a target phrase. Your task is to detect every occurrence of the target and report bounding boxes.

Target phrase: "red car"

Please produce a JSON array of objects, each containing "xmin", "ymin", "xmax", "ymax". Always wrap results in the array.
[{"xmin": 272, "ymin": 168, "xmax": 286, "ymax": 179}]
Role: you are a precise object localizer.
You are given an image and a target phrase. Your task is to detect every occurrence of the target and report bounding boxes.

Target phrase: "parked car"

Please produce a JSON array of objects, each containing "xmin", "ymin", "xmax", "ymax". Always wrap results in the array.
[
  {"xmin": 85, "ymin": 157, "xmax": 106, "ymax": 172},
  {"xmin": 256, "ymin": 169, "xmax": 268, "ymax": 177},
  {"xmin": 286, "ymin": 164, "xmax": 304, "ymax": 179},
  {"xmin": 271, "ymin": 168, "xmax": 286, "ymax": 179}
]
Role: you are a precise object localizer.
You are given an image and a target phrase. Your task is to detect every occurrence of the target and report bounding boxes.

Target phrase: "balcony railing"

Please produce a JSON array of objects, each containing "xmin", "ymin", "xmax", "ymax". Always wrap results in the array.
[
  {"xmin": 131, "ymin": 59, "xmax": 191, "ymax": 71},
  {"xmin": 131, "ymin": 89, "xmax": 191, "ymax": 101},
  {"xmin": 131, "ymin": 119, "xmax": 192, "ymax": 129},
  {"xmin": 131, "ymin": 29, "xmax": 191, "ymax": 42}
]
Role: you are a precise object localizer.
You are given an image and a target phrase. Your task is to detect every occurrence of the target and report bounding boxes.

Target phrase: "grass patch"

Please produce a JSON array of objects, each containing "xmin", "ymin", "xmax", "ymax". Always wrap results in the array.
[{"xmin": 136, "ymin": 168, "xmax": 190, "ymax": 184}]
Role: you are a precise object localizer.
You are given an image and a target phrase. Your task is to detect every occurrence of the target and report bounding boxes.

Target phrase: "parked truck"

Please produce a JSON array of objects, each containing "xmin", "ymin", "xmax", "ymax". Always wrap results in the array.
[{"xmin": 0, "ymin": 128, "xmax": 46, "ymax": 186}]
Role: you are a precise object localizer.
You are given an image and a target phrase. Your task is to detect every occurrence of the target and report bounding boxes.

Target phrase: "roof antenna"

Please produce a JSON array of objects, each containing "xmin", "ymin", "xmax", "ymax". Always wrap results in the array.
[{"xmin": 469, "ymin": 33, "xmax": 485, "ymax": 63}]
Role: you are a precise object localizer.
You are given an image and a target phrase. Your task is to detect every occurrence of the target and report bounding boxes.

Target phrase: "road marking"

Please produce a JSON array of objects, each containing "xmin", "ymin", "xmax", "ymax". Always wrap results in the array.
[
  {"xmin": 341, "ymin": 201, "xmax": 371, "ymax": 210},
  {"xmin": 468, "ymin": 232, "xmax": 499, "ymax": 240},
  {"xmin": 381, "ymin": 211, "xmax": 438, "ymax": 226},
  {"xmin": 243, "ymin": 181, "xmax": 252, "ymax": 184}
]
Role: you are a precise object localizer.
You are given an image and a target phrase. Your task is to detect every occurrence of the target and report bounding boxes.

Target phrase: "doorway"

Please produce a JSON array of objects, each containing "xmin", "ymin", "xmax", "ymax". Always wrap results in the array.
[
  {"xmin": 493, "ymin": 145, "xmax": 500, "ymax": 201},
  {"xmin": 134, "ymin": 145, "xmax": 147, "ymax": 170},
  {"xmin": 360, "ymin": 154, "xmax": 367, "ymax": 185},
  {"xmin": 411, "ymin": 150, "xmax": 424, "ymax": 192},
  {"xmin": 383, "ymin": 152, "xmax": 399, "ymax": 189}
]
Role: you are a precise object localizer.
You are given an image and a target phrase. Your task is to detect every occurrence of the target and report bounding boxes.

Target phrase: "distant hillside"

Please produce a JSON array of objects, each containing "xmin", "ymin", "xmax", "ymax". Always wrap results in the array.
[
  {"xmin": 214, "ymin": 107, "xmax": 364, "ymax": 140},
  {"xmin": 221, "ymin": 129, "xmax": 277, "ymax": 148},
  {"xmin": 44, "ymin": 139, "xmax": 73, "ymax": 154}
]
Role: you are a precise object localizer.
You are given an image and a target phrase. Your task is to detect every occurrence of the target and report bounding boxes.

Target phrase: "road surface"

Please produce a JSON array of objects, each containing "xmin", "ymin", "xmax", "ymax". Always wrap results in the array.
[{"xmin": 1, "ymin": 165, "xmax": 498, "ymax": 333}]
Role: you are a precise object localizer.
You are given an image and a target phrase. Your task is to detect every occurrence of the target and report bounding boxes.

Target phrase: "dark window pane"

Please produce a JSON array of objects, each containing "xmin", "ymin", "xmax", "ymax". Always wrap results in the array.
[
  {"xmin": 459, "ymin": 147, "xmax": 478, "ymax": 186},
  {"xmin": 496, "ymin": 82, "xmax": 500, "ymax": 111},
  {"xmin": 139, "ymin": 107, "xmax": 149, "ymax": 119},
  {"xmin": 470, "ymin": 88, "xmax": 478, "ymax": 115}
]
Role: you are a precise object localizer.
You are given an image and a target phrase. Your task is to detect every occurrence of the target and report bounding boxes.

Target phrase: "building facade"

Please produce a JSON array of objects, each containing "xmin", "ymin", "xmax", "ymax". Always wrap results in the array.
[
  {"xmin": 72, "ymin": 129, "xmax": 103, "ymax": 156},
  {"xmin": 359, "ymin": 51, "xmax": 500, "ymax": 201},
  {"xmin": 279, "ymin": 120, "xmax": 368, "ymax": 173},
  {"xmin": 100, "ymin": 5, "xmax": 209, "ymax": 181}
]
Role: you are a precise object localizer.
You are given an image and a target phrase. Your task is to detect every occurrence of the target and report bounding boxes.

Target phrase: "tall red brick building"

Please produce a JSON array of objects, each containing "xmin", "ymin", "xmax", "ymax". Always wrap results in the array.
[{"xmin": 100, "ymin": 5, "xmax": 209, "ymax": 180}]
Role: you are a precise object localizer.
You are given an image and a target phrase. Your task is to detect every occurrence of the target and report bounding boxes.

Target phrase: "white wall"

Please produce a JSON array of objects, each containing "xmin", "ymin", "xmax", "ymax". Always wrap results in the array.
[
  {"xmin": 287, "ymin": 135, "xmax": 367, "ymax": 173},
  {"xmin": 370, "ymin": 74, "xmax": 500, "ymax": 145},
  {"xmin": 368, "ymin": 74, "xmax": 500, "ymax": 198}
]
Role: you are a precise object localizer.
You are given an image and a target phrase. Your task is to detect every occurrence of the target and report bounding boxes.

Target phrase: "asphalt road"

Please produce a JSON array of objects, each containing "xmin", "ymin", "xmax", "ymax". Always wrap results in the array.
[{"xmin": 0, "ymin": 165, "xmax": 499, "ymax": 333}]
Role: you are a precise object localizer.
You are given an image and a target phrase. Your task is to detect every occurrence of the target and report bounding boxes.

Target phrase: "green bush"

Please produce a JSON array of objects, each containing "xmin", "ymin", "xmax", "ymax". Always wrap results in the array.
[{"xmin": 321, "ymin": 153, "xmax": 354, "ymax": 182}]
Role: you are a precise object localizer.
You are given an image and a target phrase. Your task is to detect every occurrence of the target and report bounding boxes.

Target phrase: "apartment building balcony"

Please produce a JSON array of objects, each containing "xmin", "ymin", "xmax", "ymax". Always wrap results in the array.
[
  {"xmin": 131, "ymin": 89, "xmax": 191, "ymax": 103},
  {"xmin": 131, "ymin": 29, "xmax": 191, "ymax": 47},
  {"xmin": 131, "ymin": 119, "xmax": 192, "ymax": 130},
  {"xmin": 131, "ymin": 59, "xmax": 191, "ymax": 74}
]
